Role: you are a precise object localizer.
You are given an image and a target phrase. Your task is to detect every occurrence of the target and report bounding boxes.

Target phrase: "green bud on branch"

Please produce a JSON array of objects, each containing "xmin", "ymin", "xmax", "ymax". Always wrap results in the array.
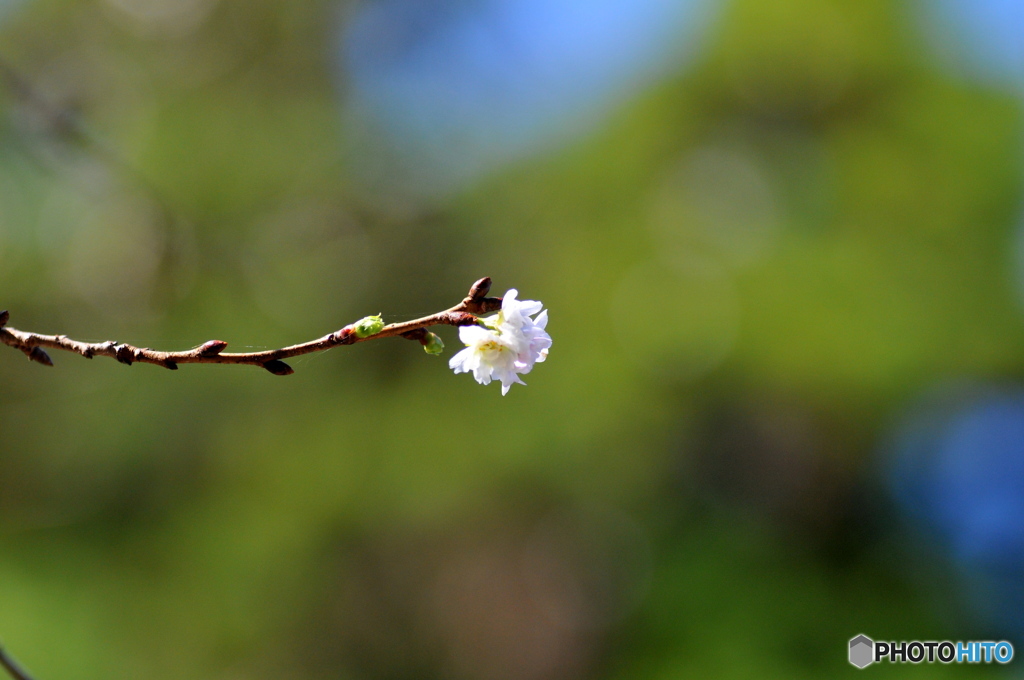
[
  {"xmin": 423, "ymin": 332, "xmax": 444, "ymax": 355},
  {"xmin": 352, "ymin": 314, "xmax": 385, "ymax": 338}
]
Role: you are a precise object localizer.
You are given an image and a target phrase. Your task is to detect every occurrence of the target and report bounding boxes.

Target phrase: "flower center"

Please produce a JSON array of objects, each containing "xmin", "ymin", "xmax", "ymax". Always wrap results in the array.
[{"xmin": 479, "ymin": 340, "xmax": 504, "ymax": 353}]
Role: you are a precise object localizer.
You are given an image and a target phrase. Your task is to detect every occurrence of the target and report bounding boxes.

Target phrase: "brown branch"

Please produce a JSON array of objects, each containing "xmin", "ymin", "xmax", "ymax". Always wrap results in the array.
[
  {"xmin": 0, "ymin": 278, "xmax": 502, "ymax": 376},
  {"xmin": 0, "ymin": 644, "xmax": 33, "ymax": 680}
]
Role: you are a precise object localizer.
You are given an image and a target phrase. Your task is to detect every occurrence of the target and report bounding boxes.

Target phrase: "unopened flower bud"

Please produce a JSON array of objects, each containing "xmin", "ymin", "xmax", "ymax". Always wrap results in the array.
[
  {"xmin": 197, "ymin": 340, "xmax": 228, "ymax": 357},
  {"xmin": 353, "ymin": 314, "xmax": 384, "ymax": 338},
  {"xmin": 29, "ymin": 346, "xmax": 53, "ymax": 366},
  {"xmin": 262, "ymin": 359, "xmax": 294, "ymax": 376},
  {"xmin": 423, "ymin": 332, "xmax": 444, "ymax": 355}
]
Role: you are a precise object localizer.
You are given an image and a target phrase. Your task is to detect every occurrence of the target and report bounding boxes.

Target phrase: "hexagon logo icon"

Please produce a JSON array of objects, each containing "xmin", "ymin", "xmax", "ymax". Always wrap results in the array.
[{"xmin": 849, "ymin": 634, "xmax": 874, "ymax": 668}]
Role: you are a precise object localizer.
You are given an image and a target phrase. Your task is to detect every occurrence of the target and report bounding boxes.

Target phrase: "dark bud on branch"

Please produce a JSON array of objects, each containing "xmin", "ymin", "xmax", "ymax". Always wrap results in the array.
[
  {"xmin": 401, "ymin": 328, "xmax": 428, "ymax": 342},
  {"xmin": 262, "ymin": 359, "xmax": 294, "ymax": 376},
  {"xmin": 115, "ymin": 345, "xmax": 134, "ymax": 365},
  {"xmin": 197, "ymin": 340, "xmax": 228, "ymax": 357},
  {"xmin": 28, "ymin": 347, "xmax": 52, "ymax": 366},
  {"xmin": 461, "ymin": 278, "xmax": 502, "ymax": 315},
  {"xmin": 468, "ymin": 277, "xmax": 492, "ymax": 300}
]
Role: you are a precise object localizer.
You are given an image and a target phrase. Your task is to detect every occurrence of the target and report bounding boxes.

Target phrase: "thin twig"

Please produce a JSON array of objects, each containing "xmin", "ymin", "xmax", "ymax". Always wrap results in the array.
[
  {"xmin": 0, "ymin": 644, "xmax": 34, "ymax": 680},
  {"xmin": 0, "ymin": 278, "xmax": 502, "ymax": 376}
]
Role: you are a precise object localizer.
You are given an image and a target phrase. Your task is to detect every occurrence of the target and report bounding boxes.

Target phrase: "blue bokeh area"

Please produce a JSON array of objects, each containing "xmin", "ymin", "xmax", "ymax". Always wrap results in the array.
[
  {"xmin": 339, "ymin": 0, "xmax": 718, "ymax": 197},
  {"xmin": 888, "ymin": 387, "xmax": 1024, "ymax": 634},
  {"xmin": 920, "ymin": 0, "xmax": 1024, "ymax": 89}
]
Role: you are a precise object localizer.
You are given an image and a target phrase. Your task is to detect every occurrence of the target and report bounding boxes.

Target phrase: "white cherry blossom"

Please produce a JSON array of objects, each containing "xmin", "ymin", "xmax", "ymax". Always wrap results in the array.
[{"xmin": 449, "ymin": 289, "xmax": 551, "ymax": 394}]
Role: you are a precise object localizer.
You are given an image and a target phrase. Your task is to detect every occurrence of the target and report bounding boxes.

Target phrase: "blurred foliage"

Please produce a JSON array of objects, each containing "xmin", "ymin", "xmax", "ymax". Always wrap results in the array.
[{"xmin": 0, "ymin": 0, "xmax": 1022, "ymax": 678}]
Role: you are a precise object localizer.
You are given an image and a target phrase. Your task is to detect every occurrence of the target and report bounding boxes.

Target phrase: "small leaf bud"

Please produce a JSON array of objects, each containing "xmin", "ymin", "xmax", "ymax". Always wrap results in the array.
[
  {"xmin": 423, "ymin": 332, "xmax": 444, "ymax": 355},
  {"xmin": 353, "ymin": 314, "xmax": 385, "ymax": 338}
]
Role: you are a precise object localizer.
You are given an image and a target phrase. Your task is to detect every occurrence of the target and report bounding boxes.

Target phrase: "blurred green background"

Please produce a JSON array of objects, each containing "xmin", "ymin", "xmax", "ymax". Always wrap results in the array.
[{"xmin": 2, "ymin": 0, "xmax": 1024, "ymax": 677}]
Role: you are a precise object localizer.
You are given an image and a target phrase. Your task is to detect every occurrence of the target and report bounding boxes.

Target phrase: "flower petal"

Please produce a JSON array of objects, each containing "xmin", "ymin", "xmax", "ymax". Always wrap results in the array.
[
  {"xmin": 448, "ymin": 347, "xmax": 473, "ymax": 373},
  {"xmin": 458, "ymin": 324, "xmax": 493, "ymax": 346}
]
